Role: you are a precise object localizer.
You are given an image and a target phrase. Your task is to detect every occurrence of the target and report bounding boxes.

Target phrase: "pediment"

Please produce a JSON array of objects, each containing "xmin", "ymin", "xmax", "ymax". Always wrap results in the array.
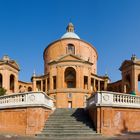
[
  {"xmin": 0, "ymin": 60, "xmax": 20, "ymax": 71},
  {"xmin": 119, "ymin": 60, "xmax": 132, "ymax": 71},
  {"xmin": 58, "ymin": 54, "xmax": 83, "ymax": 62},
  {"xmin": 48, "ymin": 54, "xmax": 93, "ymax": 65}
]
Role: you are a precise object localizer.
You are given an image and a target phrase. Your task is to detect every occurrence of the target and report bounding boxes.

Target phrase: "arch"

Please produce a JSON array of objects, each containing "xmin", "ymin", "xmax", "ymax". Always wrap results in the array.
[
  {"xmin": 67, "ymin": 44, "xmax": 75, "ymax": 54},
  {"xmin": 28, "ymin": 87, "xmax": 32, "ymax": 92},
  {"xmin": 65, "ymin": 67, "xmax": 76, "ymax": 88},
  {"xmin": 0, "ymin": 74, "xmax": 2, "ymax": 88},
  {"xmin": 124, "ymin": 74, "xmax": 131, "ymax": 93},
  {"xmin": 10, "ymin": 74, "xmax": 15, "ymax": 93}
]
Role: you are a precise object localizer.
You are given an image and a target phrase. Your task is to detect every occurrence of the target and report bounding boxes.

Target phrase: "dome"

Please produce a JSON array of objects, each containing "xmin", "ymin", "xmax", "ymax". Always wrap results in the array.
[
  {"xmin": 61, "ymin": 32, "xmax": 80, "ymax": 39},
  {"xmin": 61, "ymin": 22, "xmax": 80, "ymax": 39}
]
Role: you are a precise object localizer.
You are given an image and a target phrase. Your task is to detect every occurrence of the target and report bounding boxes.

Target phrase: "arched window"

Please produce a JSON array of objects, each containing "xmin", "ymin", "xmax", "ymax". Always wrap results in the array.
[
  {"xmin": 124, "ymin": 74, "xmax": 131, "ymax": 93},
  {"xmin": 67, "ymin": 44, "xmax": 75, "ymax": 54},
  {"xmin": 65, "ymin": 67, "xmax": 76, "ymax": 88},
  {"xmin": 0, "ymin": 74, "xmax": 2, "ymax": 88},
  {"xmin": 28, "ymin": 87, "xmax": 32, "ymax": 91},
  {"xmin": 10, "ymin": 74, "xmax": 15, "ymax": 92},
  {"xmin": 138, "ymin": 74, "xmax": 140, "ymax": 91}
]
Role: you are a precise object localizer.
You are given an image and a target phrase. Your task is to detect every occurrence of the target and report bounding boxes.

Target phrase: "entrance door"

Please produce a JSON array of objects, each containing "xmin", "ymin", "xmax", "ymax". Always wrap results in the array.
[{"xmin": 68, "ymin": 101, "xmax": 72, "ymax": 108}]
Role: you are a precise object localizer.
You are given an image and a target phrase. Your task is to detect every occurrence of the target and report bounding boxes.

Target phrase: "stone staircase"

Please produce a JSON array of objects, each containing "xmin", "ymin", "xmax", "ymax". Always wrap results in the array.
[{"xmin": 37, "ymin": 108, "xmax": 100, "ymax": 139}]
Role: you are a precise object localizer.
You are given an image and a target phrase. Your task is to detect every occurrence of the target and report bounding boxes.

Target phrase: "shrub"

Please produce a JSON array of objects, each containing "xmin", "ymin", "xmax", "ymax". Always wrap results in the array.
[{"xmin": 0, "ymin": 87, "xmax": 6, "ymax": 96}]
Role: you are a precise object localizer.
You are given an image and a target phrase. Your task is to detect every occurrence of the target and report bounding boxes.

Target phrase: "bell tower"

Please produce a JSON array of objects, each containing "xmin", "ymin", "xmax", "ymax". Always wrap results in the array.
[
  {"xmin": 0, "ymin": 55, "xmax": 20, "ymax": 94},
  {"xmin": 120, "ymin": 55, "xmax": 140, "ymax": 95}
]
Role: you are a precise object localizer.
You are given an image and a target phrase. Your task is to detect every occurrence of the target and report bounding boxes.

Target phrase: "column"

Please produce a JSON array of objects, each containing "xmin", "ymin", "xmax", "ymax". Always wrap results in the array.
[
  {"xmin": 32, "ymin": 78, "xmax": 36, "ymax": 92},
  {"xmin": 93, "ymin": 78, "xmax": 96, "ymax": 92},
  {"xmin": 80, "ymin": 66, "xmax": 83, "ymax": 89},
  {"xmin": 88, "ymin": 68, "xmax": 91, "ymax": 91},
  {"xmin": 61, "ymin": 67, "xmax": 64, "ymax": 88},
  {"xmin": 104, "ymin": 79, "xmax": 108, "ymax": 91},
  {"xmin": 41, "ymin": 80, "xmax": 43, "ymax": 91},
  {"xmin": 98, "ymin": 80, "xmax": 100, "ymax": 91},
  {"xmin": 76, "ymin": 66, "xmax": 80, "ymax": 88},
  {"xmin": 57, "ymin": 66, "xmax": 61, "ymax": 89},
  {"xmin": 45, "ymin": 78, "xmax": 48, "ymax": 93},
  {"xmin": 49, "ymin": 66, "xmax": 53, "ymax": 90}
]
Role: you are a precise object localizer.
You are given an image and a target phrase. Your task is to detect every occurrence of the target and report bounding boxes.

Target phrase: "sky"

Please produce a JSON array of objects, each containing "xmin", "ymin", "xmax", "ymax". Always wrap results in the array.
[{"xmin": 0, "ymin": 0, "xmax": 140, "ymax": 82}]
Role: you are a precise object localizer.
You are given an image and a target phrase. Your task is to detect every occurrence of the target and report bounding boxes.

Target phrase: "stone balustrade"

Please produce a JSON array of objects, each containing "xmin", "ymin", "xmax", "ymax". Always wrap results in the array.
[
  {"xmin": 87, "ymin": 91, "xmax": 140, "ymax": 108},
  {"xmin": 0, "ymin": 92, "xmax": 54, "ymax": 109}
]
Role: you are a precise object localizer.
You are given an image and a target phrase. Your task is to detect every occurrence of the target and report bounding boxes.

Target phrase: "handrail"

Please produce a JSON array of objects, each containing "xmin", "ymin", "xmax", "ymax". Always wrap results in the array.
[
  {"xmin": 0, "ymin": 92, "xmax": 54, "ymax": 110},
  {"xmin": 87, "ymin": 91, "xmax": 140, "ymax": 108}
]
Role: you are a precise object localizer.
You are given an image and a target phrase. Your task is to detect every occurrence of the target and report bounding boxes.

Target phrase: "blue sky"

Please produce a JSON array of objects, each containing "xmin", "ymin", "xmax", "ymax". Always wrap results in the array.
[{"xmin": 0, "ymin": 0, "xmax": 140, "ymax": 82}]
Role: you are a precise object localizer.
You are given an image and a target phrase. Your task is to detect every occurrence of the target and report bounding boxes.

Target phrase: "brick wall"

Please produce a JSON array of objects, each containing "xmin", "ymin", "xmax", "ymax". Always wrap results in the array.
[
  {"xmin": 0, "ymin": 107, "xmax": 52, "ymax": 136},
  {"xmin": 88, "ymin": 106, "xmax": 140, "ymax": 135}
]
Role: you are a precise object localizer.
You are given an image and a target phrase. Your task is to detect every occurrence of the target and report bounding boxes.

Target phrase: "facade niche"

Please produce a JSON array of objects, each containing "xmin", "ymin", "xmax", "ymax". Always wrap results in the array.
[{"xmin": 67, "ymin": 44, "xmax": 75, "ymax": 54}]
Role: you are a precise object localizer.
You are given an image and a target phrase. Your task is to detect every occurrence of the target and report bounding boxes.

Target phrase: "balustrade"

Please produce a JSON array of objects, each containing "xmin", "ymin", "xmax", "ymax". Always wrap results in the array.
[
  {"xmin": 87, "ymin": 91, "xmax": 140, "ymax": 108},
  {"xmin": 0, "ymin": 92, "xmax": 54, "ymax": 109}
]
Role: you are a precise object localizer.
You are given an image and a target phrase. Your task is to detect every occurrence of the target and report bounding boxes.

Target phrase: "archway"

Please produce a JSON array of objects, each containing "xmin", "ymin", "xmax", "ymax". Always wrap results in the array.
[
  {"xmin": 28, "ymin": 87, "xmax": 32, "ymax": 92},
  {"xmin": 0, "ymin": 74, "xmax": 2, "ymax": 88},
  {"xmin": 65, "ymin": 67, "xmax": 76, "ymax": 88},
  {"xmin": 124, "ymin": 74, "xmax": 131, "ymax": 93},
  {"xmin": 10, "ymin": 74, "xmax": 15, "ymax": 92}
]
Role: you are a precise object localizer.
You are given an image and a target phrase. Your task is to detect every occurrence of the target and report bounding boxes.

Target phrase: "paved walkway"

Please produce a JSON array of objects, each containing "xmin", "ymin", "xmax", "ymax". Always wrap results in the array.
[{"xmin": 0, "ymin": 132, "xmax": 140, "ymax": 140}]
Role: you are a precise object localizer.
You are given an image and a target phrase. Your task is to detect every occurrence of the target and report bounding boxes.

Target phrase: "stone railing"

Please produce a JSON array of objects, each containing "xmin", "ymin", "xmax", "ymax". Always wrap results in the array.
[
  {"xmin": 87, "ymin": 91, "xmax": 140, "ymax": 108},
  {"xmin": 0, "ymin": 92, "xmax": 54, "ymax": 110}
]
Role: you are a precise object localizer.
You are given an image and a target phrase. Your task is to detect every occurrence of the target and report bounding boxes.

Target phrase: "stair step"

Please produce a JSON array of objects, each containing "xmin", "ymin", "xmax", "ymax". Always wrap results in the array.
[
  {"xmin": 37, "ymin": 133, "xmax": 100, "ymax": 138},
  {"xmin": 37, "ymin": 108, "xmax": 98, "ymax": 138},
  {"xmin": 42, "ymin": 129, "xmax": 95, "ymax": 133},
  {"xmin": 43, "ymin": 128, "xmax": 94, "ymax": 131}
]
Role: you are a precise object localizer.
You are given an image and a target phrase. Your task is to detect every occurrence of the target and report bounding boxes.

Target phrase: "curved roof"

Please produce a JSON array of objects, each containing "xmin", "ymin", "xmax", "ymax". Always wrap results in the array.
[
  {"xmin": 61, "ymin": 32, "xmax": 80, "ymax": 39},
  {"xmin": 61, "ymin": 22, "xmax": 80, "ymax": 39}
]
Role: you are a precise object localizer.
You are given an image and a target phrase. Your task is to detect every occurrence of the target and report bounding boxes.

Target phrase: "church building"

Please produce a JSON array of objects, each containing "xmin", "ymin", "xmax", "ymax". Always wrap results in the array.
[
  {"xmin": 0, "ymin": 23, "xmax": 108, "ymax": 108},
  {"xmin": 0, "ymin": 23, "xmax": 140, "ymax": 108}
]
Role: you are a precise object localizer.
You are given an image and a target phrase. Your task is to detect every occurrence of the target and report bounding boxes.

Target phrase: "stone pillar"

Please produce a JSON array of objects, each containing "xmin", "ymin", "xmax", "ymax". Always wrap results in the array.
[
  {"xmin": 14, "ymin": 76, "xmax": 18, "ymax": 93},
  {"xmin": 57, "ymin": 66, "xmax": 61, "ymax": 89},
  {"xmin": 104, "ymin": 79, "xmax": 108, "ymax": 91},
  {"xmin": 41, "ymin": 80, "xmax": 43, "ymax": 91},
  {"xmin": 61, "ymin": 67, "xmax": 64, "ymax": 88},
  {"xmin": 3, "ymin": 71, "xmax": 9, "ymax": 93},
  {"xmin": 32, "ymin": 78, "xmax": 36, "ymax": 92},
  {"xmin": 93, "ymin": 78, "xmax": 96, "ymax": 92},
  {"xmin": 49, "ymin": 66, "xmax": 53, "ymax": 90},
  {"xmin": 98, "ymin": 80, "xmax": 100, "ymax": 91},
  {"xmin": 124, "ymin": 85, "xmax": 127, "ymax": 93},
  {"xmin": 45, "ymin": 78, "xmax": 48, "ymax": 93},
  {"xmin": 80, "ymin": 66, "xmax": 83, "ymax": 89},
  {"xmin": 88, "ymin": 68, "xmax": 91, "ymax": 91},
  {"xmin": 76, "ymin": 66, "xmax": 80, "ymax": 88}
]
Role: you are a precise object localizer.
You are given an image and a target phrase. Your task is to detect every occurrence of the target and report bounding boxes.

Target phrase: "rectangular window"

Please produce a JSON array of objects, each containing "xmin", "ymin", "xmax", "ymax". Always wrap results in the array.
[{"xmin": 53, "ymin": 76, "xmax": 56, "ymax": 89}]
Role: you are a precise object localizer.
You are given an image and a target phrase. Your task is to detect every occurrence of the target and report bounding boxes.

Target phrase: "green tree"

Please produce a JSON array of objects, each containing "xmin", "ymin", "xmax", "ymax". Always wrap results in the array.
[{"xmin": 0, "ymin": 87, "xmax": 6, "ymax": 96}]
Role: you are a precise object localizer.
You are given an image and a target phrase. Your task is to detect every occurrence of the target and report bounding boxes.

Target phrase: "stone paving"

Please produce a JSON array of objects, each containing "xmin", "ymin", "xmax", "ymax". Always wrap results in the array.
[{"xmin": 0, "ymin": 133, "xmax": 140, "ymax": 140}]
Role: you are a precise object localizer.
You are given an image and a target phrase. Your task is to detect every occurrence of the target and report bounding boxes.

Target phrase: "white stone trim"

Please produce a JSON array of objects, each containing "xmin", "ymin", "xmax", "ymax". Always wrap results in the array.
[
  {"xmin": 87, "ymin": 91, "xmax": 140, "ymax": 108},
  {"xmin": 0, "ymin": 92, "xmax": 55, "ymax": 110}
]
